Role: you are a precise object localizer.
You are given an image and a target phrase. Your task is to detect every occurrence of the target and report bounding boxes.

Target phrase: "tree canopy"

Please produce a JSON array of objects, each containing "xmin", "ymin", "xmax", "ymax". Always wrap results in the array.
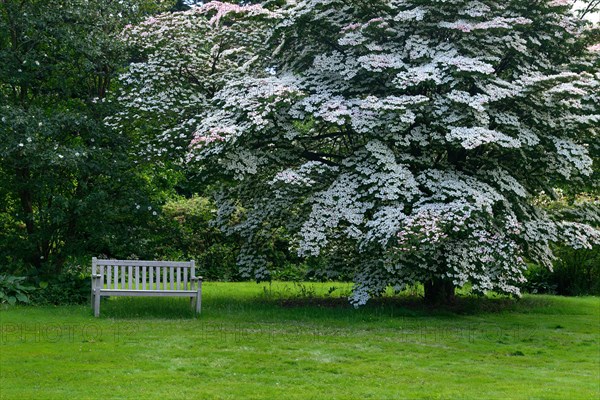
[{"xmin": 118, "ymin": 0, "xmax": 599, "ymax": 304}]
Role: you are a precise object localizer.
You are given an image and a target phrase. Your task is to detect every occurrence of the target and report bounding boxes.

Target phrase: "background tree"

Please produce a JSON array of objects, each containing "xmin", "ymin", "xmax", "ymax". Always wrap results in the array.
[{"xmin": 0, "ymin": 0, "xmax": 175, "ymax": 277}]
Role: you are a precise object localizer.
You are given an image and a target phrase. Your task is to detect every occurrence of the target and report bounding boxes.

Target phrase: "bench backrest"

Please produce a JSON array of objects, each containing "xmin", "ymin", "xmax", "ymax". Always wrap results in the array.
[{"xmin": 92, "ymin": 258, "xmax": 199, "ymax": 291}]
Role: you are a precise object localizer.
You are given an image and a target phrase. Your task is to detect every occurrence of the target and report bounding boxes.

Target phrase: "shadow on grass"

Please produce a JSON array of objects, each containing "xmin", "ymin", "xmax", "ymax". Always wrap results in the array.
[
  {"xmin": 264, "ymin": 295, "xmax": 551, "ymax": 315},
  {"xmin": 99, "ymin": 297, "xmax": 198, "ymax": 319},
  {"xmin": 96, "ymin": 292, "xmax": 554, "ymax": 320}
]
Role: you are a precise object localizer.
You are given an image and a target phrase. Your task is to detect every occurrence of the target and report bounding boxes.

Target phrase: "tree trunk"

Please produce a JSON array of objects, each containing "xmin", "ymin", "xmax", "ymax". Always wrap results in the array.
[
  {"xmin": 424, "ymin": 278, "xmax": 456, "ymax": 305},
  {"xmin": 16, "ymin": 165, "xmax": 41, "ymax": 269}
]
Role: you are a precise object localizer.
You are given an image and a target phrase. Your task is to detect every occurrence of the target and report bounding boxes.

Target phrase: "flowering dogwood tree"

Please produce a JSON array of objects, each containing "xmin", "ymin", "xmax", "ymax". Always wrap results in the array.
[{"xmin": 120, "ymin": 0, "xmax": 599, "ymax": 304}]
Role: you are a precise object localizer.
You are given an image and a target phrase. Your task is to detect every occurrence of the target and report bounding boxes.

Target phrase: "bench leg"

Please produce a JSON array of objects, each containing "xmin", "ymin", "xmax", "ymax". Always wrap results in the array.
[
  {"xmin": 94, "ymin": 291, "xmax": 101, "ymax": 317},
  {"xmin": 194, "ymin": 293, "xmax": 201, "ymax": 315},
  {"xmin": 195, "ymin": 281, "xmax": 202, "ymax": 315}
]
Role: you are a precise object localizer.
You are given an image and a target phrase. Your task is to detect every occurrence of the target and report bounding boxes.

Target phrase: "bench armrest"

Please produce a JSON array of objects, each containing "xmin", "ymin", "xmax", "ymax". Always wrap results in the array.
[
  {"xmin": 190, "ymin": 276, "xmax": 203, "ymax": 281},
  {"xmin": 92, "ymin": 274, "xmax": 102, "ymax": 279}
]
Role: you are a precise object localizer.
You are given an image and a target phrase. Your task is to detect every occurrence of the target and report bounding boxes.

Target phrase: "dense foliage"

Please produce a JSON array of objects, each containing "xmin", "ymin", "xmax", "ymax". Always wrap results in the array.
[
  {"xmin": 152, "ymin": 196, "xmax": 242, "ymax": 280},
  {"xmin": 0, "ymin": 0, "xmax": 175, "ymax": 277}
]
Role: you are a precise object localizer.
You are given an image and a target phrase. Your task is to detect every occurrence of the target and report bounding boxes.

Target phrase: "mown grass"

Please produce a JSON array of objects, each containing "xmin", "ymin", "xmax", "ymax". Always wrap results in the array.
[{"xmin": 1, "ymin": 282, "xmax": 599, "ymax": 399}]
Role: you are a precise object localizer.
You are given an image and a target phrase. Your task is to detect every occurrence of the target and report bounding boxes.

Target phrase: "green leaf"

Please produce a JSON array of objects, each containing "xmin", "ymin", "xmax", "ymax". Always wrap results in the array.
[
  {"xmin": 7, "ymin": 296, "xmax": 16, "ymax": 305},
  {"xmin": 16, "ymin": 293, "xmax": 30, "ymax": 303},
  {"xmin": 39, "ymin": 281, "xmax": 49, "ymax": 289}
]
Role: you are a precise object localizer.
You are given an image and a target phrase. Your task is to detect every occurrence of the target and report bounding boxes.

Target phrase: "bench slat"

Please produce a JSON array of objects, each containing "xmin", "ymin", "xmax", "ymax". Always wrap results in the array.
[
  {"xmin": 108, "ymin": 265, "xmax": 112, "ymax": 289},
  {"xmin": 100, "ymin": 265, "xmax": 105, "ymax": 289},
  {"xmin": 142, "ymin": 266, "xmax": 147, "ymax": 290},
  {"xmin": 95, "ymin": 259, "xmax": 193, "ymax": 268},
  {"xmin": 121, "ymin": 266, "xmax": 125, "ymax": 290},
  {"xmin": 99, "ymin": 289, "xmax": 197, "ymax": 297}
]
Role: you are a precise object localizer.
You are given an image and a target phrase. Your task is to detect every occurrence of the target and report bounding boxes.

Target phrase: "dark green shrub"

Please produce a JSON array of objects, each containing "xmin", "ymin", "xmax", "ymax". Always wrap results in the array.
[
  {"xmin": 197, "ymin": 242, "xmax": 240, "ymax": 281},
  {"xmin": 523, "ymin": 246, "xmax": 599, "ymax": 296},
  {"xmin": 552, "ymin": 246, "xmax": 600, "ymax": 296},
  {"xmin": 522, "ymin": 264, "xmax": 558, "ymax": 295},
  {"xmin": 31, "ymin": 259, "xmax": 91, "ymax": 305},
  {"xmin": 149, "ymin": 196, "xmax": 242, "ymax": 280},
  {"xmin": 271, "ymin": 263, "xmax": 310, "ymax": 281},
  {"xmin": 33, "ymin": 274, "xmax": 90, "ymax": 305}
]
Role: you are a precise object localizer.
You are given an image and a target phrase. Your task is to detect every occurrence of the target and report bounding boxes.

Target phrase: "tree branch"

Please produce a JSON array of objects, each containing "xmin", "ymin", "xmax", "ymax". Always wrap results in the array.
[{"xmin": 300, "ymin": 150, "xmax": 342, "ymax": 167}]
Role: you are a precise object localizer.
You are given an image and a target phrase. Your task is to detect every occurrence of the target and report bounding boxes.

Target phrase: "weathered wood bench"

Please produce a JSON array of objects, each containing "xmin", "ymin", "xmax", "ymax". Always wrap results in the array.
[{"xmin": 91, "ymin": 258, "xmax": 202, "ymax": 317}]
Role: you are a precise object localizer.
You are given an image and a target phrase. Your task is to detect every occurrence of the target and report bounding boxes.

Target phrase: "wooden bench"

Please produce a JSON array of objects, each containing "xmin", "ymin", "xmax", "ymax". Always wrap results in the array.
[{"xmin": 91, "ymin": 258, "xmax": 202, "ymax": 317}]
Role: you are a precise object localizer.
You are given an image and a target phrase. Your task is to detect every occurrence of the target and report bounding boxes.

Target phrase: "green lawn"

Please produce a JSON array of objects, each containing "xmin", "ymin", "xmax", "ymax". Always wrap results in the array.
[{"xmin": 1, "ymin": 282, "xmax": 599, "ymax": 399}]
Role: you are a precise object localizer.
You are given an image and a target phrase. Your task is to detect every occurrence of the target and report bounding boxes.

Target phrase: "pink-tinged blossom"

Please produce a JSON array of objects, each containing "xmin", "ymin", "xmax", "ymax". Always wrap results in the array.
[
  {"xmin": 588, "ymin": 44, "xmax": 600, "ymax": 52},
  {"xmin": 189, "ymin": 127, "xmax": 231, "ymax": 148},
  {"xmin": 367, "ymin": 17, "xmax": 385, "ymax": 26},
  {"xmin": 439, "ymin": 20, "xmax": 473, "ymax": 32},
  {"xmin": 342, "ymin": 22, "xmax": 362, "ymax": 31},
  {"xmin": 202, "ymin": 1, "xmax": 277, "ymax": 26}
]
